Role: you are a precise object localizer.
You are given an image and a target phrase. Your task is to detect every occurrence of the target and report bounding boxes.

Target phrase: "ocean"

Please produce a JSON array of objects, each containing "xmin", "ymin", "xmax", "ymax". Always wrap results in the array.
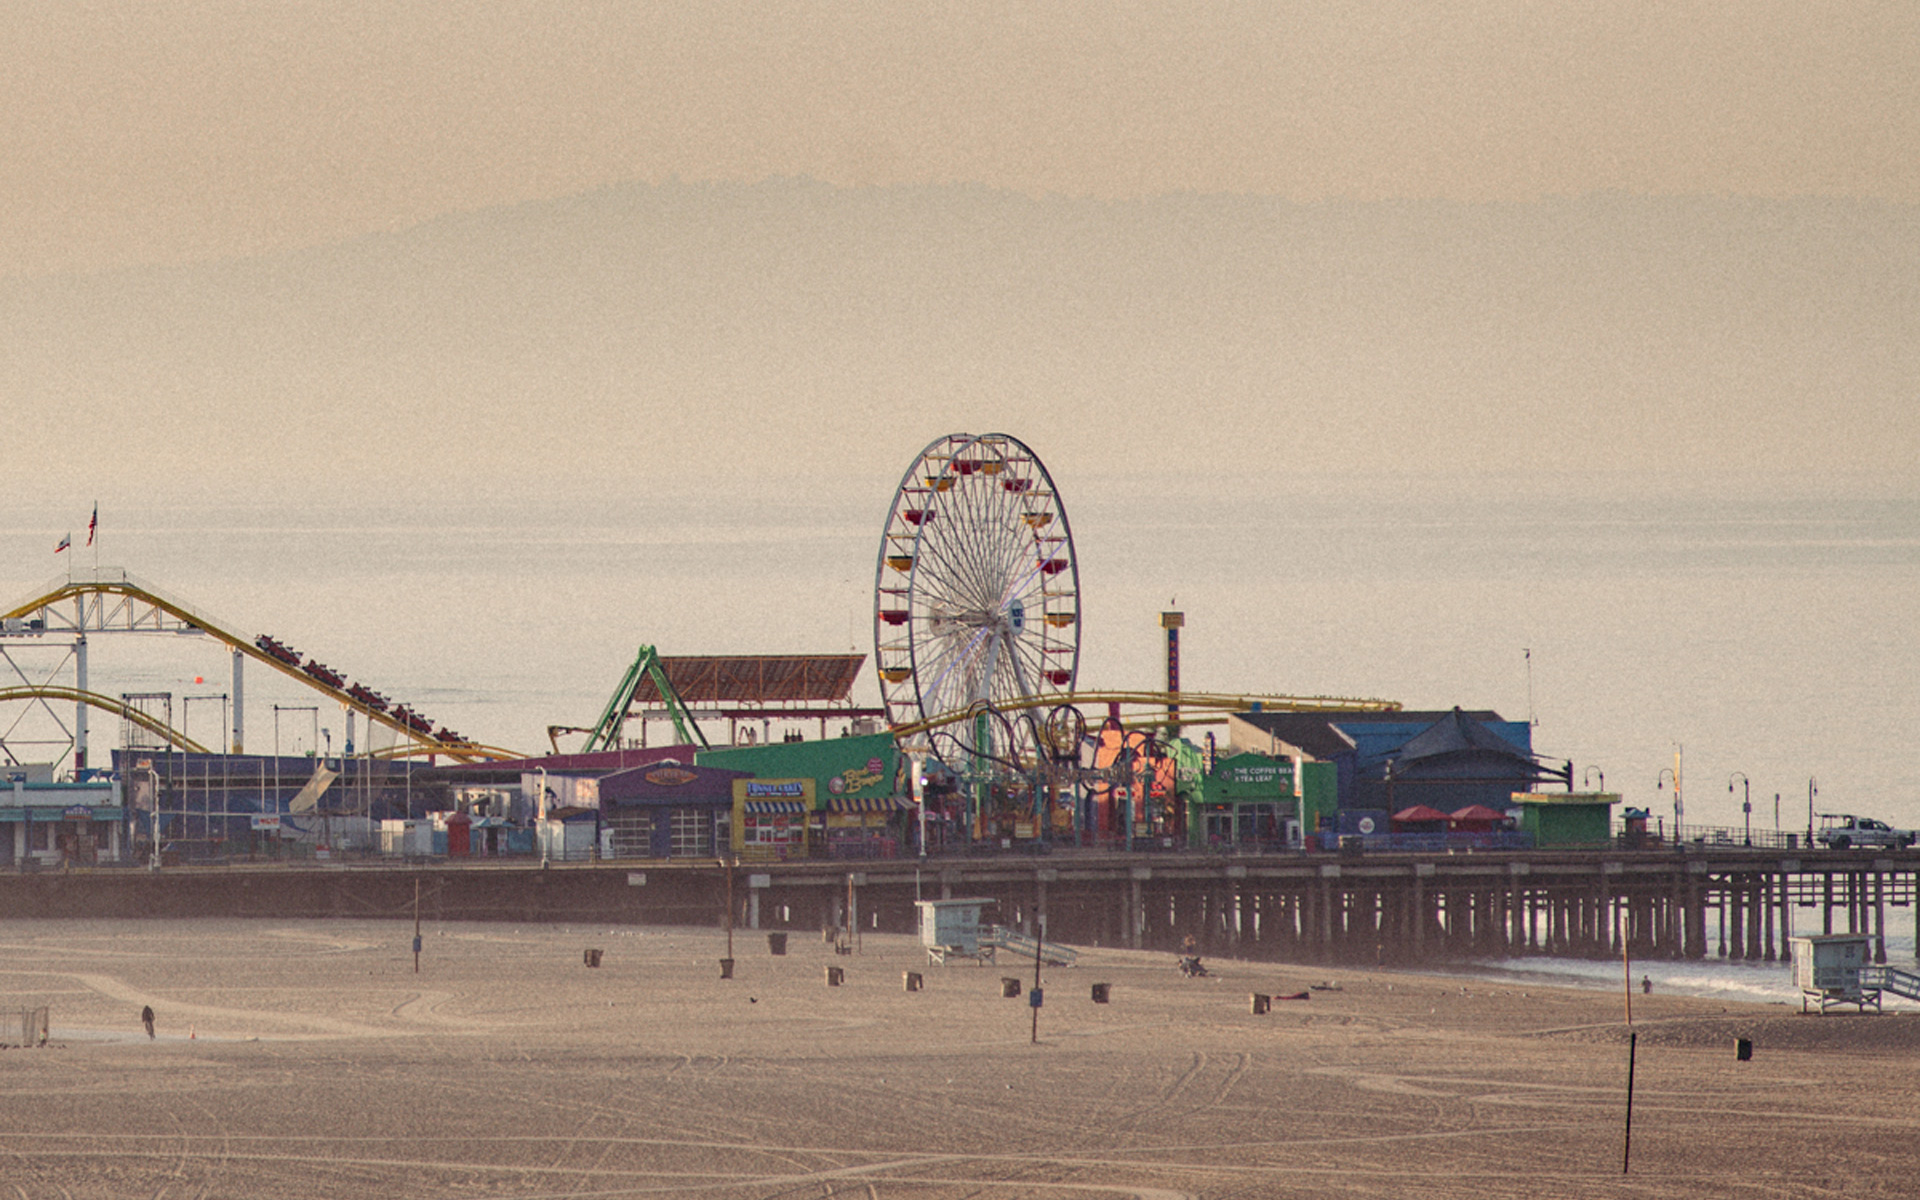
[{"xmin": 1453, "ymin": 934, "xmax": 1920, "ymax": 1012}]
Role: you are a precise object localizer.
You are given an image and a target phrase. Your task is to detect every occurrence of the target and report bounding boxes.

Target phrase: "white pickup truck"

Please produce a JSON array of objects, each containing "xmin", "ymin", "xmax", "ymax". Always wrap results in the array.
[{"xmin": 1816, "ymin": 814, "xmax": 1916, "ymax": 850}]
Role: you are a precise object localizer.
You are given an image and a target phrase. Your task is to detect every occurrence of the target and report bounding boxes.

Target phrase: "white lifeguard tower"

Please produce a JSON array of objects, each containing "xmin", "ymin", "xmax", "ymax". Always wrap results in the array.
[
  {"xmin": 916, "ymin": 898, "xmax": 996, "ymax": 965},
  {"xmin": 1790, "ymin": 934, "xmax": 1878, "ymax": 1013}
]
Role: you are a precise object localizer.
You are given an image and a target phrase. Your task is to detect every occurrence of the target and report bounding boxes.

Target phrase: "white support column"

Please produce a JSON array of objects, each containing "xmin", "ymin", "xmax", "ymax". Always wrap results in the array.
[
  {"xmin": 74, "ymin": 634, "xmax": 89, "ymax": 773},
  {"xmin": 230, "ymin": 648, "xmax": 245, "ymax": 753}
]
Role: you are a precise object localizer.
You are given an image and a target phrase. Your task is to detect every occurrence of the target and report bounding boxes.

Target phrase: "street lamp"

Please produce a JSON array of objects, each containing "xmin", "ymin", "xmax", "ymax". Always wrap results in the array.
[
  {"xmin": 1583, "ymin": 766, "xmax": 1606, "ymax": 793},
  {"xmin": 1729, "ymin": 772, "xmax": 1751, "ymax": 846},
  {"xmin": 1657, "ymin": 768, "xmax": 1678, "ymax": 844}
]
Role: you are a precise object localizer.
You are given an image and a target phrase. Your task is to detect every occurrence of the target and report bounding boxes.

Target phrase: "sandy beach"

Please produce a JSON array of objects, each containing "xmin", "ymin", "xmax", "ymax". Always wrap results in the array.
[{"xmin": 4, "ymin": 917, "xmax": 1918, "ymax": 1198}]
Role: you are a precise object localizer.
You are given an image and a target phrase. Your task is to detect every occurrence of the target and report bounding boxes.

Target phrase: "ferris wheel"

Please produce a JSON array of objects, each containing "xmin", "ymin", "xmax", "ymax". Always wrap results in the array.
[{"xmin": 873, "ymin": 434, "xmax": 1082, "ymax": 746}]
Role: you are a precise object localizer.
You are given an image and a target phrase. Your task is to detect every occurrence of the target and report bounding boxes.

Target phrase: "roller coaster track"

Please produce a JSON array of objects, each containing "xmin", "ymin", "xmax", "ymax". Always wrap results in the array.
[
  {"xmin": 888, "ymin": 688, "xmax": 1400, "ymax": 740},
  {"xmin": 0, "ymin": 686, "xmax": 213, "ymax": 755},
  {"xmin": 3, "ymin": 569, "xmax": 518, "ymax": 763}
]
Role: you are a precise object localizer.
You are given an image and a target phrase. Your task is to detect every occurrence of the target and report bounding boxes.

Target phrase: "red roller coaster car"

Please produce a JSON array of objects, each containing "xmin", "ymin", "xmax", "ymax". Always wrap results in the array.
[
  {"xmin": 301, "ymin": 659, "xmax": 346, "ymax": 689},
  {"xmin": 254, "ymin": 635, "xmax": 303, "ymax": 667},
  {"xmin": 346, "ymin": 683, "xmax": 390, "ymax": 712}
]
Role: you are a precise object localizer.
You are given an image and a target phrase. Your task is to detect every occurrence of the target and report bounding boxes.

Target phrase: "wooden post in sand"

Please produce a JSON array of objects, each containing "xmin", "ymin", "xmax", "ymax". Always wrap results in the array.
[
  {"xmin": 1030, "ymin": 916, "xmax": 1044, "ymax": 1045},
  {"xmin": 413, "ymin": 878, "xmax": 421, "ymax": 974},
  {"xmin": 1619, "ymin": 907, "xmax": 1631, "ymax": 1026},
  {"xmin": 1622, "ymin": 1031, "xmax": 1638, "ymax": 1173}
]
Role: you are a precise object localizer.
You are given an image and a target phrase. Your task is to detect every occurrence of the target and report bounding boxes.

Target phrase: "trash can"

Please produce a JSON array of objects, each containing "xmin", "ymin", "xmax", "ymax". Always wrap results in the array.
[
  {"xmin": 1001, "ymin": 977, "xmax": 1022, "ymax": 998},
  {"xmin": 767, "ymin": 932, "xmax": 788, "ymax": 956},
  {"xmin": 719, "ymin": 957, "xmax": 735, "ymax": 979},
  {"xmin": 1736, "ymin": 1037, "xmax": 1753, "ymax": 1061},
  {"xmin": 584, "ymin": 948, "xmax": 603, "ymax": 968},
  {"xmin": 1090, "ymin": 983, "xmax": 1111, "ymax": 1004}
]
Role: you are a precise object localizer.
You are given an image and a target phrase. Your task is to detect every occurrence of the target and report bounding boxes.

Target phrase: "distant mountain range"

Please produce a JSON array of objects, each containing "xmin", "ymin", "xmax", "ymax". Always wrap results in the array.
[{"xmin": 7, "ymin": 179, "xmax": 1915, "ymax": 501}]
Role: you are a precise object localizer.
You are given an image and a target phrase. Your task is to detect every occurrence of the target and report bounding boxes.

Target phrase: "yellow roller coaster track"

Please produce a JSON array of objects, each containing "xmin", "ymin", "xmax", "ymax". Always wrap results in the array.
[
  {"xmin": 889, "ymin": 688, "xmax": 1401, "ymax": 740},
  {"xmin": 3, "ymin": 570, "xmax": 519, "ymax": 763},
  {"xmin": 0, "ymin": 686, "xmax": 213, "ymax": 755}
]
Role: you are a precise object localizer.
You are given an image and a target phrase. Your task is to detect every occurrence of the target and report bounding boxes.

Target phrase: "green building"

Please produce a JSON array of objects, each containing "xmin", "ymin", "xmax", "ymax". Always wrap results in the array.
[
  {"xmin": 698, "ymin": 733, "xmax": 907, "ymax": 859},
  {"xmin": 1512, "ymin": 791, "xmax": 1620, "ymax": 848},
  {"xmin": 1183, "ymin": 749, "xmax": 1336, "ymax": 850}
]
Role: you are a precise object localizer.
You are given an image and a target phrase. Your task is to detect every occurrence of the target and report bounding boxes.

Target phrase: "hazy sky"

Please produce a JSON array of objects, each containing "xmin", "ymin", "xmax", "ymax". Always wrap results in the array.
[
  {"xmin": 5, "ymin": 1, "xmax": 1917, "ymax": 277},
  {"xmin": 1, "ymin": 4, "xmax": 1915, "ymax": 807}
]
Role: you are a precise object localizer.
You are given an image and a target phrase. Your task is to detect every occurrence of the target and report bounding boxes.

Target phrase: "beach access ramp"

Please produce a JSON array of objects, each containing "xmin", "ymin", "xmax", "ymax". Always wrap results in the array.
[
  {"xmin": 987, "ymin": 925, "xmax": 1078, "ymax": 967},
  {"xmin": 1862, "ymin": 964, "xmax": 1920, "ymax": 1002}
]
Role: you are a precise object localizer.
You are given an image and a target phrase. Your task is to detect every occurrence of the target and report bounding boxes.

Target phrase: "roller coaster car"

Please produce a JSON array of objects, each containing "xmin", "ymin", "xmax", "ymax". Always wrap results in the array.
[
  {"xmin": 346, "ymin": 684, "xmax": 390, "ymax": 712},
  {"xmin": 392, "ymin": 707, "xmax": 433, "ymax": 734},
  {"xmin": 254, "ymin": 635, "xmax": 303, "ymax": 666},
  {"xmin": 434, "ymin": 727, "xmax": 471, "ymax": 746},
  {"xmin": 301, "ymin": 660, "xmax": 346, "ymax": 689}
]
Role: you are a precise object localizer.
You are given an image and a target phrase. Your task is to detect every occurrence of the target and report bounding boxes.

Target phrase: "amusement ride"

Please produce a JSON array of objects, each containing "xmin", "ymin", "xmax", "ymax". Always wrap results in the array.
[{"xmin": 2, "ymin": 431, "xmax": 1397, "ymax": 849}]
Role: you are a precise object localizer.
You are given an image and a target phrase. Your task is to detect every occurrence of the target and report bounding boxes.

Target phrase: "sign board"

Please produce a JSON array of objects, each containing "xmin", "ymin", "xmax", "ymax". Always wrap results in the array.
[
  {"xmin": 251, "ymin": 815, "xmax": 282, "ymax": 831},
  {"xmin": 745, "ymin": 780, "xmax": 807, "ymax": 798}
]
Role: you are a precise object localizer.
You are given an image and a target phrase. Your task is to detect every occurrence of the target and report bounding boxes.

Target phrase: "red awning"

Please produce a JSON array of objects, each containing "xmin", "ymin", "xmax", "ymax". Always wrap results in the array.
[
  {"xmin": 1449, "ymin": 805, "xmax": 1509, "ymax": 821},
  {"xmin": 1391, "ymin": 805, "xmax": 1452, "ymax": 823}
]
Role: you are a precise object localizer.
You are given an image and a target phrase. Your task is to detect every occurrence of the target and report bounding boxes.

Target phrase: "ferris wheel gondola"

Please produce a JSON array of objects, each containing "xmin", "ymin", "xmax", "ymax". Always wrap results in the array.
[{"xmin": 873, "ymin": 433, "xmax": 1081, "ymax": 762}]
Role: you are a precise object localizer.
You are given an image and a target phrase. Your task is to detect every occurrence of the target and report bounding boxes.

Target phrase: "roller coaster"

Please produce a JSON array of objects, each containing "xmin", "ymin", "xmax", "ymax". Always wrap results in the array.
[
  {"xmin": 2, "ymin": 568, "xmax": 518, "ymax": 766},
  {"xmin": 5, "ymin": 569, "xmax": 1398, "ymax": 781}
]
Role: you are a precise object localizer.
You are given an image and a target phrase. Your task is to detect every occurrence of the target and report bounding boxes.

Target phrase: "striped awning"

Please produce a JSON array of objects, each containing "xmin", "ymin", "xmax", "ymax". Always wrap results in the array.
[
  {"xmin": 826, "ymin": 796, "xmax": 910, "ymax": 814},
  {"xmin": 743, "ymin": 800, "xmax": 809, "ymax": 816}
]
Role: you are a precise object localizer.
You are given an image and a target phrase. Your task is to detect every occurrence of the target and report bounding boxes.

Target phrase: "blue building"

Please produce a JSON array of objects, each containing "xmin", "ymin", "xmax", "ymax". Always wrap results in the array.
[{"xmin": 1227, "ymin": 708, "xmax": 1571, "ymax": 822}]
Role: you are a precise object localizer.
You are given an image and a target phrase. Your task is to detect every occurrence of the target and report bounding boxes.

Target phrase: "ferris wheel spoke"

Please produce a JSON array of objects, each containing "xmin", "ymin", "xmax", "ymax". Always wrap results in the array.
[{"xmin": 875, "ymin": 432, "xmax": 1079, "ymax": 752}]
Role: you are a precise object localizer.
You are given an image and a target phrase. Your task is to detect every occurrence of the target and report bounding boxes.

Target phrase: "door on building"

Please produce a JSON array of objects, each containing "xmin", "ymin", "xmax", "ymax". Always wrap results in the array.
[
  {"xmin": 604, "ymin": 809, "xmax": 653, "ymax": 859},
  {"xmin": 669, "ymin": 808, "xmax": 714, "ymax": 858}
]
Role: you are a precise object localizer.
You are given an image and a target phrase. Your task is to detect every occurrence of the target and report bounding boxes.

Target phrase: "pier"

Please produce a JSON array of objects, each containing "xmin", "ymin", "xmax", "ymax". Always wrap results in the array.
[{"xmin": 5, "ymin": 846, "xmax": 1917, "ymax": 967}]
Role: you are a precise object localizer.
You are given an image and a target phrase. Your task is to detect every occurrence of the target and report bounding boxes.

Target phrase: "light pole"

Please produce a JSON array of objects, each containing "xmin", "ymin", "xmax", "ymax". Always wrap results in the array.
[
  {"xmin": 1657, "ymin": 768, "xmax": 1677, "ymax": 845},
  {"xmin": 1808, "ymin": 778, "xmax": 1818, "ymax": 847},
  {"xmin": 1672, "ymin": 745, "xmax": 1684, "ymax": 842},
  {"xmin": 1729, "ymin": 772, "xmax": 1751, "ymax": 846},
  {"xmin": 1583, "ymin": 766, "xmax": 1606, "ymax": 793}
]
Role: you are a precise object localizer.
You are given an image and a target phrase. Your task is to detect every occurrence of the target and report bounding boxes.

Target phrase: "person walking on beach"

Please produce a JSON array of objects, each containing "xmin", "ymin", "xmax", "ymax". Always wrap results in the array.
[{"xmin": 141, "ymin": 1005, "xmax": 155, "ymax": 1039}]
